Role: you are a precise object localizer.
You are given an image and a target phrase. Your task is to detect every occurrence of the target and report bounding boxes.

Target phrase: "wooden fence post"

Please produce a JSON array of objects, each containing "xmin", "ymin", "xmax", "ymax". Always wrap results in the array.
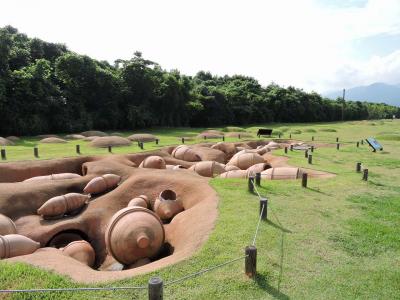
[
  {"xmin": 245, "ymin": 246, "xmax": 257, "ymax": 278},
  {"xmin": 302, "ymin": 173, "xmax": 308, "ymax": 188},
  {"xmin": 148, "ymin": 277, "xmax": 163, "ymax": 300}
]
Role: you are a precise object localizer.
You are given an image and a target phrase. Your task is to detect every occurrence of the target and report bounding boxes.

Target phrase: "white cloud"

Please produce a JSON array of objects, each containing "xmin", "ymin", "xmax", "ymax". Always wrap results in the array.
[{"xmin": 0, "ymin": 0, "xmax": 399, "ymax": 92}]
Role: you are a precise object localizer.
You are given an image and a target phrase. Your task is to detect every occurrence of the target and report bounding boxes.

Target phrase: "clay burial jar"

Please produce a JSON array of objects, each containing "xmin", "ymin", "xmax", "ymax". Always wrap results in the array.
[
  {"xmin": 37, "ymin": 193, "xmax": 90, "ymax": 218},
  {"xmin": 166, "ymin": 164, "xmax": 185, "ymax": 170},
  {"xmin": 0, "ymin": 214, "xmax": 17, "ymax": 236},
  {"xmin": 128, "ymin": 195, "xmax": 149, "ymax": 208},
  {"xmin": 247, "ymin": 163, "xmax": 272, "ymax": 174},
  {"xmin": 224, "ymin": 165, "xmax": 241, "ymax": 172},
  {"xmin": 227, "ymin": 152, "xmax": 264, "ymax": 170},
  {"xmin": 139, "ymin": 156, "xmax": 166, "ymax": 169},
  {"xmin": 23, "ymin": 173, "xmax": 81, "ymax": 182},
  {"xmin": 261, "ymin": 167, "xmax": 302, "ymax": 180},
  {"xmin": 62, "ymin": 240, "xmax": 96, "ymax": 267},
  {"xmin": 105, "ymin": 207, "xmax": 165, "ymax": 265},
  {"xmin": 171, "ymin": 145, "xmax": 201, "ymax": 162},
  {"xmin": 83, "ymin": 174, "xmax": 121, "ymax": 195},
  {"xmin": 219, "ymin": 170, "xmax": 250, "ymax": 179},
  {"xmin": 0, "ymin": 234, "xmax": 40, "ymax": 259},
  {"xmin": 189, "ymin": 161, "xmax": 226, "ymax": 178},
  {"xmin": 153, "ymin": 190, "xmax": 184, "ymax": 221}
]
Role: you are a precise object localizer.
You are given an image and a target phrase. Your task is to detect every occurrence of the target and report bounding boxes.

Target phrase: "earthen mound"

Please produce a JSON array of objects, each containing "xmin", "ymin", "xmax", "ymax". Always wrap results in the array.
[
  {"xmin": 128, "ymin": 134, "xmax": 158, "ymax": 142},
  {"xmin": 65, "ymin": 134, "xmax": 86, "ymax": 140},
  {"xmin": 83, "ymin": 136, "xmax": 99, "ymax": 141},
  {"xmin": 225, "ymin": 132, "xmax": 253, "ymax": 138},
  {"xmin": 0, "ymin": 137, "xmax": 14, "ymax": 146},
  {"xmin": 37, "ymin": 134, "xmax": 60, "ymax": 139},
  {"xmin": 111, "ymin": 132, "xmax": 123, "ymax": 136},
  {"xmin": 6, "ymin": 136, "xmax": 20, "ymax": 142},
  {"xmin": 89, "ymin": 136, "xmax": 132, "ymax": 148},
  {"xmin": 80, "ymin": 131, "xmax": 108, "ymax": 137},
  {"xmin": 197, "ymin": 132, "xmax": 224, "ymax": 139},
  {"xmin": 40, "ymin": 138, "xmax": 67, "ymax": 144}
]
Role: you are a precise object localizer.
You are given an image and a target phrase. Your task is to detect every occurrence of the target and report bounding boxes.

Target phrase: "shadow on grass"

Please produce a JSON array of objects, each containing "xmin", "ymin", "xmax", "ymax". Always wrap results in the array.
[
  {"xmin": 266, "ymin": 219, "xmax": 292, "ymax": 233},
  {"xmin": 255, "ymin": 273, "xmax": 290, "ymax": 300},
  {"xmin": 306, "ymin": 187, "xmax": 331, "ymax": 196}
]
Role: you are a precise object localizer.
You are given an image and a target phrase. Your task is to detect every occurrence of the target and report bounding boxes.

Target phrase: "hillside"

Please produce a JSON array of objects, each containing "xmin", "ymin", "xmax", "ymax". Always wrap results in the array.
[{"xmin": 325, "ymin": 83, "xmax": 400, "ymax": 107}]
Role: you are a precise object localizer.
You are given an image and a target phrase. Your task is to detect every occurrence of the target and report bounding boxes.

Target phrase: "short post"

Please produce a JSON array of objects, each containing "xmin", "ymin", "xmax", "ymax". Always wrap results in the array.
[
  {"xmin": 181, "ymin": 137, "xmax": 185, "ymax": 144},
  {"xmin": 363, "ymin": 169, "xmax": 368, "ymax": 181},
  {"xmin": 356, "ymin": 141, "xmax": 359, "ymax": 147},
  {"xmin": 148, "ymin": 277, "xmax": 163, "ymax": 300},
  {"xmin": 222, "ymin": 136, "xmax": 225, "ymax": 141},
  {"xmin": 308, "ymin": 154, "xmax": 312, "ymax": 164},
  {"xmin": 302, "ymin": 173, "xmax": 308, "ymax": 188},
  {"xmin": 245, "ymin": 246, "xmax": 257, "ymax": 278},
  {"xmin": 356, "ymin": 162, "xmax": 361, "ymax": 172},
  {"xmin": 238, "ymin": 134, "xmax": 241, "ymax": 139},
  {"xmin": 76, "ymin": 144, "xmax": 80, "ymax": 154},
  {"xmin": 248, "ymin": 175, "xmax": 255, "ymax": 193},
  {"xmin": 155, "ymin": 139, "xmax": 159, "ymax": 145},
  {"xmin": 361, "ymin": 139, "xmax": 364, "ymax": 145},
  {"xmin": 34, "ymin": 147, "xmax": 39, "ymax": 158},
  {"xmin": 336, "ymin": 137, "xmax": 339, "ymax": 143},
  {"xmin": 255, "ymin": 172, "xmax": 261, "ymax": 186},
  {"xmin": 1, "ymin": 149, "xmax": 6, "ymax": 160},
  {"xmin": 289, "ymin": 133, "xmax": 292, "ymax": 139},
  {"xmin": 305, "ymin": 149, "xmax": 308, "ymax": 158},
  {"xmin": 260, "ymin": 198, "xmax": 267, "ymax": 220},
  {"xmin": 284, "ymin": 146, "xmax": 288, "ymax": 154},
  {"xmin": 336, "ymin": 143, "xmax": 340, "ymax": 150},
  {"xmin": 204, "ymin": 135, "xmax": 206, "ymax": 140},
  {"xmin": 108, "ymin": 145, "xmax": 112, "ymax": 153},
  {"xmin": 311, "ymin": 145, "xmax": 314, "ymax": 152},
  {"xmin": 139, "ymin": 142, "xmax": 144, "ymax": 150},
  {"xmin": 290, "ymin": 145, "xmax": 293, "ymax": 151},
  {"xmin": 312, "ymin": 136, "xmax": 314, "ymax": 141},
  {"xmin": 278, "ymin": 133, "xmax": 281, "ymax": 138}
]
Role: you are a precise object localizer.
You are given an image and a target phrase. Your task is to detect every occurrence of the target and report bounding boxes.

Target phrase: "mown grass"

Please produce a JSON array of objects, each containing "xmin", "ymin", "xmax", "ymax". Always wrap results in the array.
[{"xmin": 0, "ymin": 119, "xmax": 400, "ymax": 299}]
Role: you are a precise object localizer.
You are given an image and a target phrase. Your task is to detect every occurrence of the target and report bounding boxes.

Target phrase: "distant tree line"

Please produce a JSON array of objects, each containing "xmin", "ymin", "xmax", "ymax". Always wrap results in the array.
[{"xmin": 0, "ymin": 25, "xmax": 399, "ymax": 136}]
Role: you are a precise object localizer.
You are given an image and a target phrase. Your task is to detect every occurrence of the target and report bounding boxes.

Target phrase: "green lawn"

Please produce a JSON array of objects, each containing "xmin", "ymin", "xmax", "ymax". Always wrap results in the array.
[{"xmin": 1, "ymin": 120, "xmax": 400, "ymax": 299}]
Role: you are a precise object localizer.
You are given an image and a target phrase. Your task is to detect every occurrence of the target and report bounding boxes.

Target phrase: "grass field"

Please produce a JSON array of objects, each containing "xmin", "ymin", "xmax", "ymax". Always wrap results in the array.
[{"xmin": 0, "ymin": 120, "xmax": 400, "ymax": 299}]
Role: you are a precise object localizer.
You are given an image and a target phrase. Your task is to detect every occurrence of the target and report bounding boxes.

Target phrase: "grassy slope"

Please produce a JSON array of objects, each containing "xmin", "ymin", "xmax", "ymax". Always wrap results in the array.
[{"xmin": 0, "ymin": 120, "xmax": 399, "ymax": 299}]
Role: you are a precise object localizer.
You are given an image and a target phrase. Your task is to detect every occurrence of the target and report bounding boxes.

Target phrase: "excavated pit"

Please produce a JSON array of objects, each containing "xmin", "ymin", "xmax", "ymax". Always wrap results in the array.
[{"xmin": 0, "ymin": 139, "xmax": 334, "ymax": 283}]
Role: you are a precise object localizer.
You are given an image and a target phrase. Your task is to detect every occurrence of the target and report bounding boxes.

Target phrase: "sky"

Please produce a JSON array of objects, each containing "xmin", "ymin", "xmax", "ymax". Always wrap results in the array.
[{"xmin": 1, "ymin": 0, "xmax": 400, "ymax": 93}]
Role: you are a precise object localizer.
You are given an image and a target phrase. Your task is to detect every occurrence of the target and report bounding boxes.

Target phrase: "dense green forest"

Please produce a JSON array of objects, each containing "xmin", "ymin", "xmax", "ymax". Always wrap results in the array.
[{"xmin": 0, "ymin": 25, "xmax": 398, "ymax": 135}]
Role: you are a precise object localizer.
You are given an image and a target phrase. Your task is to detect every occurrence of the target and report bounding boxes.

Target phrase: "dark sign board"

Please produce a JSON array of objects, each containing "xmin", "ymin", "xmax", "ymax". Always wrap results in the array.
[
  {"xmin": 257, "ymin": 129, "xmax": 273, "ymax": 137},
  {"xmin": 366, "ymin": 137, "xmax": 383, "ymax": 151}
]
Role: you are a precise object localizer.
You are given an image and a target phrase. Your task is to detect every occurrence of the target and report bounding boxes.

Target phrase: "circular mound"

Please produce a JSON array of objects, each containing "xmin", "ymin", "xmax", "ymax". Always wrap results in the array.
[
  {"xmin": 225, "ymin": 132, "xmax": 253, "ymax": 138},
  {"xmin": 197, "ymin": 132, "xmax": 224, "ymax": 139},
  {"xmin": 65, "ymin": 134, "xmax": 85, "ymax": 140},
  {"xmin": 37, "ymin": 134, "xmax": 60, "ymax": 139},
  {"xmin": 89, "ymin": 136, "xmax": 132, "ymax": 148},
  {"xmin": 128, "ymin": 134, "xmax": 158, "ymax": 142},
  {"xmin": 83, "ymin": 136, "xmax": 99, "ymax": 141},
  {"xmin": 0, "ymin": 137, "xmax": 14, "ymax": 146},
  {"xmin": 6, "ymin": 136, "xmax": 20, "ymax": 142},
  {"xmin": 224, "ymin": 126, "xmax": 246, "ymax": 132},
  {"xmin": 40, "ymin": 138, "xmax": 67, "ymax": 144},
  {"xmin": 80, "ymin": 131, "xmax": 108, "ymax": 137},
  {"xmin": 111, "ymin": 132, "xmax": 123, "ymax": 136}
]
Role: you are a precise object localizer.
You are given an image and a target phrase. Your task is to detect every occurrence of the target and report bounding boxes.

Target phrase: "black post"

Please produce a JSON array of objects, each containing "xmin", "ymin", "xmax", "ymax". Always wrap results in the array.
[
  {"xmin": 34, "ymin": 147, "xmax": 39, "ymax": 158},
  {"xmin": 311, "ymin": 145, "xmax": 314, "ymax": 152},
  {"xmin": 312, "ymin": 136, "xmax": 314, "ymax": 141},
  {"xmin": 76, "ymin": 144, "xmax": 80, "ymax": 154},
  {"xmin": 356, "ymin": 162, "xmax": 361, "ymax": 172},
  {"xmin": 356, "ymin": 141, "xmax": 359, "ymax": 148},
  {"xmin": 238, "ymin": 134, "xmax": 241, "ymax": 139},
  {"xmin": 336, "ymin": 143, "xmax": 340, "ymax": 150},
  {"xmin": 1, "ymin": 149, "xmax": 6, "ymax": 160},
  {"xmin": 140, "ymin": 142, "xmax": 144, "ymax": 150},
  {"xmin": 155, "ymin": 139, "xmax": 159, "ymax": 145},
  {"xmin": 302, "ymin": 173, "xmax": 308, "ymax": 188},
  {"xmin": 222, "ymin": 136, "xmax": 225, "ymax": 141},
  {"xmin": 336, "ymin": 137, "xmax": 339, "ymax": 143},
  {"xmin": 361, "ymin": 139, "xmax": 364, "ymax": 145},
  {"xmin": 248, "ymin": 176, "xmax": 255, "ymax": 193},
  {"xmin": 284, "ymin": 146, "xmax": 288, "ymax": 154},
  {"xmin": 278, "ymin": 133, "xmax": 281, "ymax": 138},
  {"xmin": 290, "ymin": 133, "xmax": 292, "ymax": 139},
  {"xmin": 181, "ymin": 137, "xmax": 185, "ymax": 144},
  {"xmin": 308, "ymin": 154, "xmax": 312, "ymax": 164},
  {"xmin": 108, "ymin": 145, "xmax": 112, "ymax": 153},
  {"xmin": 255, "ymin": 172, "xmax": 261, "ymax": 186},
  {"xmin": 363, "ymin": 169, "xmax": 368, "ymax": 181},
  {"xmin": 245, "ymin": 246, "xmax": 257, "ymax": 278},
  {"xmin": 260, "ymin": 198, "xmax": 267, "ymax": 220},
  {"xmin": 148, "ymin": 277, "xmax": 163, "ymax": 300},
  {"xmin": 305, "ymin": 150, "xmax": 308, "ymax": 158},
  {"xmin": 290, "ymin": 145, "xmax": 293, "ymax": 151},
  {"xmin": 204, "ymin": 135, "xmax": 206, "ymax": 140}
]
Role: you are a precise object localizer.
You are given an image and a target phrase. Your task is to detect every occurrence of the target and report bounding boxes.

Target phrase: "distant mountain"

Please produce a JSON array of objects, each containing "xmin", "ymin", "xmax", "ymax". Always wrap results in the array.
[{"xmin": 324, "ymin": 82, "xmax": 400, "ymax": 107}]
